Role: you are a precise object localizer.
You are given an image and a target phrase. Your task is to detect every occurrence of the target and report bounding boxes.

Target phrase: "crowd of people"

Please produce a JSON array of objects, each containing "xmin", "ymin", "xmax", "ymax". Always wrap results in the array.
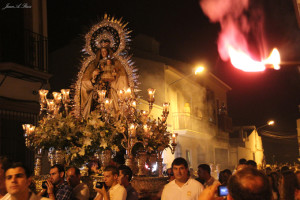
[
  {"xmin": 0, "ymin": 155, "xmax": 300, "ymax": 200},
  {"xmin": 0, "ymin": 156, "xmax": 138, "ymax": 200}
]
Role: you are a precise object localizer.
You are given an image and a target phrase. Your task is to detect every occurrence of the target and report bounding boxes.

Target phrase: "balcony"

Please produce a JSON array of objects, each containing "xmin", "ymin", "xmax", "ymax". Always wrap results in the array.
[
  {"xmin": 172, "ymin": 112, "xmax": 210, "ymax": 132},
  {"xmin": 0, "ymin": 29, "xmax": 48, "ymax": 72},
  {"xmin": 218, "ymin": 114, "xmax": 232, "ymax": 132}
]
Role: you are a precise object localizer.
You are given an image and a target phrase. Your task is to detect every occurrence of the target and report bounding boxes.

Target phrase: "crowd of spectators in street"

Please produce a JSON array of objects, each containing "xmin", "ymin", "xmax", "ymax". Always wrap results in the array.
[{"xmin": 0, "ymin": 155, "xmax": 300, "ymax": 200}]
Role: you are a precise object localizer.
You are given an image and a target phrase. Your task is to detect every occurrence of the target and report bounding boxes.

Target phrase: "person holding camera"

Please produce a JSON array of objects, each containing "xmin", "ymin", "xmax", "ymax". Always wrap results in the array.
[
  {"xmin": 197, "ymin": 167, "xmax": 271, "ymax": 200},
  {"xmin": 2, "ymin": 162, "xmax": 49, "ymax": 200},
  {"xmin": 161, "ymin": 157, "xmax": 204, "ymax": 200},
  {"xmin": 66, "ymin": 167, "xmax": 89, "ymax": 200},
  {"xmin": 94, "ymin": 165, "xmax": 126, "ymax": 200},
  {"xmin": 39, "ymin": 164, "xmax": 72, "ymax": 200}
]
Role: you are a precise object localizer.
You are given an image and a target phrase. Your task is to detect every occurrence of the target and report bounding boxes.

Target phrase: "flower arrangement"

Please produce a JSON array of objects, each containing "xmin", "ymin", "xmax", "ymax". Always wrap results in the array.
[{"xmin": 25, "ymin": 102, "xmax": 172, "ymax": 168}]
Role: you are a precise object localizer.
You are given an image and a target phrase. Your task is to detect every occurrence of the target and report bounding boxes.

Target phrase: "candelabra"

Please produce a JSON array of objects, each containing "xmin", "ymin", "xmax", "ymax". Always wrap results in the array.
[
  {"xmin": 22, "ymin": 124, "xmax": 35, "ymax": 148},
  {"xmin": 22, "ymin": 86, "xmax": 177, "ymax": 176}
]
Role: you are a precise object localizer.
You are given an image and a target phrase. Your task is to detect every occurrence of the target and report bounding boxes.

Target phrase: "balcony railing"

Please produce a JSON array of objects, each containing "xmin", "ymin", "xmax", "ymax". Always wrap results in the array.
[
  {"xmin": 172, "ymin": 112, "xmax": 208, "ymax": 132},
  {"xmin": 218, "ymin": 114, "xmax": 232, "ymax": 132},
  {"xmin": 0, "ymin": 29, "xmax": 48, "ymax": 72}
]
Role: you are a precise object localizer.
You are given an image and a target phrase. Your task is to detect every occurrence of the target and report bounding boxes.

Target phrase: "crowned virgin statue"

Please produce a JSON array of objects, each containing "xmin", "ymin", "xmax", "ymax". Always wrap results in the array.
[{"xmin": 74, "ymin": 15, "xmax": 137, "ymax": 119}]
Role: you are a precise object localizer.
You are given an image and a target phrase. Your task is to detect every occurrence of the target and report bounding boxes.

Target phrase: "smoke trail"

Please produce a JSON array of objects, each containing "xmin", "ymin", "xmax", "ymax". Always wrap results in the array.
[{"xmin": 200, "ymin": 0, "xmax": 266, "ymax": 62}]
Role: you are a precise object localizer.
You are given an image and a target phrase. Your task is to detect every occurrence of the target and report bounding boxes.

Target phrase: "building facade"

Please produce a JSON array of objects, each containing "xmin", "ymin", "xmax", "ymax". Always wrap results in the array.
[
  {"xmin": 133, "ymin": 35, "xmax": 234, "ymax": 171},
  {"xmin": 0, "ymin": 0, "xmax": 50, "ymax": 168}
]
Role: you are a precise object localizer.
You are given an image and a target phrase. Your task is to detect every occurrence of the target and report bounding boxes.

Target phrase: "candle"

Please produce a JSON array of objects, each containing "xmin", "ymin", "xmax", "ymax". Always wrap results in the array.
[
  {"xmin": 172, "ymin": 133, "xmax": 177, "ymax": 144},
  {"xmin": 129, "ymin": 124, "xmax": 136, "ymax": 137},
  {"xmin": 97, "ymin": 90, "xmax": 106, "ymax": 102},
  {"xmin": 147, "ymin": 88, "xmax": 155, "ymax": 102},
  {"xmin": 104, "ymin": 98, "xmax": 112, "ymax": 110},
  {"xmin": 118, "ymin": 90, "xmax": 124, "ymax": 100},
  {"xmin": 143, "ymin": 124, "xmax": 150, "ymax": 138},
  {"xmin": 125, "ymin": 88, "xmax": 132, "ymax": 99},
  {"xmin": 141, "ymin": 110, "xmax": 147, "ymax": 116},
  {"xmin": 163, "ymin": 102, "xmax": 170, "ymax": 112},
  {"xmin": 39, "ymin": 89, "xmax": 48, "ymax": 103},
  {"xmin": 61, "ymin": 89, "xmax": 70, "ymax": 103},
  {"xmin": 132, "ymin": 100, "xmax": 137, "ymax": 108},
  {"xmin": 47, "ymin": 99, "xmax": 55, "ymax": 112},
  {"xmin": 22, "ymin": 124, "xmax": 35, "ymax": 136},
  {"xmin": 28, "ymin": 125, "xmax": 36, "ymax": 134},
  {"xmin": 52, "ymin": 92, "xmax": 62, "ymax": 104}
]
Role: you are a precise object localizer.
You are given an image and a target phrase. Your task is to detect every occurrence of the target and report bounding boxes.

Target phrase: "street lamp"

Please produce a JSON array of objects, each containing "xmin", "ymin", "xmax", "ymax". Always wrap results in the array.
[
  {"xmin": 168, "ymin": 66, "xmax": 205, "ymax": 85},
  {"xmin": 257, "ymin": 120, "xmax": 275, "ymax": 130}
]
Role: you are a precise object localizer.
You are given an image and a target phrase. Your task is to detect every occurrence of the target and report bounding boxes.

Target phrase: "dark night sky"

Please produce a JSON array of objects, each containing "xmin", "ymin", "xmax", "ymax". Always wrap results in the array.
[{"xmin": 46, "ymin": 0, "xmax": 300, "ymax": 163}]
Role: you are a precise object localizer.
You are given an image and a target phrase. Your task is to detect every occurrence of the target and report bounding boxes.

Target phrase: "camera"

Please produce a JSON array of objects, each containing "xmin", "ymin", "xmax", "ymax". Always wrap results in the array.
[
  {"xmin": 218, "ymin": 185, "xmax": 228, "ymax": 197},
  {"xmin": 95, "ymin": 182, "xmax": 106, "ymax": 189},
  {"xmin": 42, "ymin": 181, "xmax": 47, "ymax": 189}
]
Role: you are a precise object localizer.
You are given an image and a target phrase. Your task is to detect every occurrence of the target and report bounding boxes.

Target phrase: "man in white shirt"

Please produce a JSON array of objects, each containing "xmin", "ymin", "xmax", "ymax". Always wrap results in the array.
[
  {"xmin": 94, "ymin": 165, "xmax": 126, "ymax": 200},
  {"xmin": 161, "ymin": 157, "xmax": 204, "ymax": 200},
  {"xmin": 66, "ymin": 167, "xmax": 89, "ymax": 200}
]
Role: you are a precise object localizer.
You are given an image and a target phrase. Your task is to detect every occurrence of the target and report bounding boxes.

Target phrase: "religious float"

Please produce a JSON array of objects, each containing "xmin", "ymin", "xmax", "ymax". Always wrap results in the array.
[{"xmin": 22, "ymin": 14, "xmax": 177, "ymax": 198}]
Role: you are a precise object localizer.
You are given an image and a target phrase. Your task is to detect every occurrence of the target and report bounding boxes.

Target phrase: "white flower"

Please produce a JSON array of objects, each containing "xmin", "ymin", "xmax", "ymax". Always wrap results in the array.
[
  {"xmin": 100, "ymin": 139, "xmax": 108, "ymax": 149},
  {"xmin": 83, "ymin": 138, "xmax": 92, "ymax": 146}
]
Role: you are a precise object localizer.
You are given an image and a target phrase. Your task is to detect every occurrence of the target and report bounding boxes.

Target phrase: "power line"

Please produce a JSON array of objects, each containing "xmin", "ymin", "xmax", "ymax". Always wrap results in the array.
[{"xmin": 259, "ymin": 130, "xmax": 297, "ymax": 140}]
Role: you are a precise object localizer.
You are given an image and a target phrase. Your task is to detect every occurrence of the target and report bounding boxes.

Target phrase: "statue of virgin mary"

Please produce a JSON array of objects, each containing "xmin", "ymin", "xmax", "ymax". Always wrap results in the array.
[{"xmin": 73, "ymin": 15, "xmax": 137, "ymax": 119}]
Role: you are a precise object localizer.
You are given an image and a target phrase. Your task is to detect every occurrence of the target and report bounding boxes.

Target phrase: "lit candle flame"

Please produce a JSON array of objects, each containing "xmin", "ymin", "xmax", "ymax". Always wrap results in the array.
[
  {"xmin": 172, "ymin": 133, "xmax": 177, "ymax": 144},
  {"xmin": 22, "ymin": 124, "xmax": 35, "ymax": 135},
  {"xmin": 132, "ymin": 100, "xmax": 137, "ymax": 108},
  {"xmin": 47, "ymin": 99, "xmax": 55, "ymax": 111},
  {"xmin": 52, "ymin": 92, "xmax": 62, "ymax": 104},
  {"xmin": 39, "ymin": 89, "xmax": 48, "ymax": 104},
  {"xmin": 129, "ymin": 124, "xmax": 136, "ymax": 137},
  {"xmin": 148, "ymin": 88, "xmax": 156, "ymax": 102},
  {"xmin": 97, "ymin": 90, "xmax": 106, "ymax": 102},
  {"xmin": 163, "ymin": 102, "xmax": 170, "ymax": 112}
]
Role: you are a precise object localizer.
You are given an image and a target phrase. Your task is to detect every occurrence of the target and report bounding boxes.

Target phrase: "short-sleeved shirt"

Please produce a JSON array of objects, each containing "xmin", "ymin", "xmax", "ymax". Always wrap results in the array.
[
  {"xmin": 161, "ymin": 178, "xmax": 204, "ymax": 200},
  {"xmin": 108, "ymin": 184, "xmax": 127, "ymax": 200},
  {"xmin": 72, "ymin": 182, "xmax": 90, "ymax": 200},
  {"xmin": 94, "ymin": 183, "xmax": 127, "ymax": 200},
  {"xmin": 52, "ymin": 181, "xmax": 72, "ymax": 200}
]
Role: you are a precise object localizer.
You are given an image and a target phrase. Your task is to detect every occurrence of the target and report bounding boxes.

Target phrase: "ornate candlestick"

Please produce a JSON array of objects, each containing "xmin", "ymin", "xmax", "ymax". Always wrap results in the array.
[
  {"xmin": 147, "ymin": 88, "xmax": 155, "ymax": 113},
  {"xmin": 47, "ymin": 99, "xmax": 55, "ymax": 116},
  {"xmin": 39, "ymin": 89, "xmax": 48, "ymax": 115},
  {"xmin": 52, "ymin": 92, "xmax": 62, "ymax": 115},
  {"xmin": 162, "ymin": 102, "xmax": 170, "ymax": 122},
  {"xmin": 22, "ymin": 124, "xmax": 35, "ymax": 148},
  {"xmin": 61, "ymin": 89, "xmax": 70, "ymax": 114},
  {"xmin": 97, "ymin": 90, "xmax": 106, "ymax": 103},
  {"xmin": 171, "ymin": 133, "xmax": 178, "ymax": 154},
  {"xmin": 34, "ymin": 148, "xmax": 43, "ymax": 176}
]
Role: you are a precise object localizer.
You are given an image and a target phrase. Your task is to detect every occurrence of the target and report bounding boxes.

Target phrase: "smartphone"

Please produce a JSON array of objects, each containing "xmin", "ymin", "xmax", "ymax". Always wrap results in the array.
[{"xmin": 218, "ymin": 185, "xmax": 228, "ymax": 197}]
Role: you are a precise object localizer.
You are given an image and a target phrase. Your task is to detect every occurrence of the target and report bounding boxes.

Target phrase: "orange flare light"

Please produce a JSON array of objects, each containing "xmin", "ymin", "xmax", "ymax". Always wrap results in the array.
[{"xmin": 228, "ymin": 47, "xmax": 281, "ymax": 72}]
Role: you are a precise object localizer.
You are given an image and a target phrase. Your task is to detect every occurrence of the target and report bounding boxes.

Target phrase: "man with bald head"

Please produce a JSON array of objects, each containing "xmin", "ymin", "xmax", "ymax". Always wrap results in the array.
[
  {"xmin": 227, "ymin": 167, "xmax": 271, "ymax": 200},
  {"xmin": 198, "ymin": 167, "xmax": 271, "ymax": 200}
]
